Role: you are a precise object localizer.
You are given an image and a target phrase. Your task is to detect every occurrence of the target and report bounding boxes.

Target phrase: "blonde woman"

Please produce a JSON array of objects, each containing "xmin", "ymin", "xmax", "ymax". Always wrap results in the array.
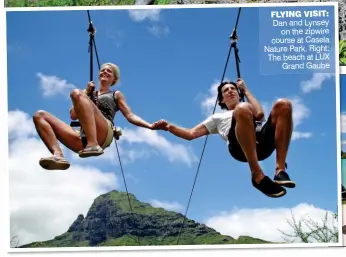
[{"xmin": 33, "ymin": 63, "xmax": 159, "ymax": 170}]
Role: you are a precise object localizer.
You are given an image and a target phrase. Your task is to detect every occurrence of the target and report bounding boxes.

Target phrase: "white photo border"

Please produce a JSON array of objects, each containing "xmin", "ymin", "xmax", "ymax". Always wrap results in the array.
[{"xmin": 1, "ymin": 1, "xmax": 343, "ymax": 254}]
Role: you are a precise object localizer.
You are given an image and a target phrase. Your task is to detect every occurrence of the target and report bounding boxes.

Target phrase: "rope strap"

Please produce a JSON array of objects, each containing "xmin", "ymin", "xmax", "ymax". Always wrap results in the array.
[
  {"xmin": 175, "ymin": 8, "xmax": 242, "ymax": 245},
  {"xmin": 72, "ymin": 10, "xmax": 139, "ymax": 245}
]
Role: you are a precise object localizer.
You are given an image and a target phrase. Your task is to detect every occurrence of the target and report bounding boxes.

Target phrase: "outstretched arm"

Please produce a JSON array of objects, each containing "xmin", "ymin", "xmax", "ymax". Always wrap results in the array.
[
  {"xmin": 152, "ymin": 120, "xmax": 209, "ymax": 141},
  {"xmin": 115, "ymin": 91, "xmax": 153, "ymax": 129},
  {"xmin": 167, "ymin": 123, "xmax": 209, "ymax": 141}
]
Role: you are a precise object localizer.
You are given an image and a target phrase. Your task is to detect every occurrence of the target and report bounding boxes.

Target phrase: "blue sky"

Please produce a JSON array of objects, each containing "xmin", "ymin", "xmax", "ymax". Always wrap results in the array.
[{"xmin": 6, "ymin": 7, "xmax": 340, "ymax": 245}]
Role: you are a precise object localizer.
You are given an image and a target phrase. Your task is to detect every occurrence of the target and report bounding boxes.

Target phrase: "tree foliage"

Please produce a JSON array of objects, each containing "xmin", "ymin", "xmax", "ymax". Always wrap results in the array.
[{"xmin": 278, "ymin": 210, "xmax": 339, "ymax": 243}]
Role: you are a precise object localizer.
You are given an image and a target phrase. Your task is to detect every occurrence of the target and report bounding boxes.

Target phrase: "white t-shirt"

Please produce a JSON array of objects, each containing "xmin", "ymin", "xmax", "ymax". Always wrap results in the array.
[{"xmin": 202, "ymin": 111, "xmax": 234, "ymax": 142}]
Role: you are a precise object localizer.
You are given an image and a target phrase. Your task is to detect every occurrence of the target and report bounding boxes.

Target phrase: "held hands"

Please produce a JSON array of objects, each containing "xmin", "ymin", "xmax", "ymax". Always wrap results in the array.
[{"xmin": 151, "ymin": 119, "xmax": 169, "ymax": 131}]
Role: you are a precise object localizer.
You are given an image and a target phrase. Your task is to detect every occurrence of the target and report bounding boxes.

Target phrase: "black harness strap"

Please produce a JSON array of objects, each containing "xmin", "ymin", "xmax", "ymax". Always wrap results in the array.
[
  {"xmin": 88, "ymin": 18, "xmax": 95, "ymax": 82},
  {"xmin": 230, "ymin": 28, "xmax": 245, "ymax": 103},
  {"xmin": 86, "ymin": 14, "xmax": 100, "ymax": 107}
]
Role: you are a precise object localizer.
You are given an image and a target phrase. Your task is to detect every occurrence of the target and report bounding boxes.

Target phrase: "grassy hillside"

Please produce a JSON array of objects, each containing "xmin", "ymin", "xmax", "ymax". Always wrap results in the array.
[
  {"xmin": 5, "ymin": 0, "xmax": 171, "ymax": 6},
  {"xmin": 19, "ymin": 190, "xmax": 274, "ymax": 248}
]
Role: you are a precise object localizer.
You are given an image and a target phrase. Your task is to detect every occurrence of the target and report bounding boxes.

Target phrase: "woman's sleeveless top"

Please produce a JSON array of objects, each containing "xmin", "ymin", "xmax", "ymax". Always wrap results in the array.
[{"xmin": 96, "ymin": 91, "xmax": 119, "ymax": 125}]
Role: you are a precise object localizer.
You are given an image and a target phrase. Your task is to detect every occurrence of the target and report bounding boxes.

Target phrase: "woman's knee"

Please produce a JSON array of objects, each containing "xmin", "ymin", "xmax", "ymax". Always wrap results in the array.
[
  {"xmin": 234, "ymin": 102, "xmax": 253, "ymax": 119},
  {"xmin": 33, "ymin": 110, "xmax": 48, "ymax": 123},
  {"xmin": 70, "ymin": 89, "xmax": 84, "ymax": 101}
]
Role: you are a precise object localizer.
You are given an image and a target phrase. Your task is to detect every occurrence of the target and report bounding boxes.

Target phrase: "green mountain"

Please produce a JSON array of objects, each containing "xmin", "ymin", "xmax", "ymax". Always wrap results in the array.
[{"xmin": 20, "ymin": 190, "xmax": 273, "ymax": 248}]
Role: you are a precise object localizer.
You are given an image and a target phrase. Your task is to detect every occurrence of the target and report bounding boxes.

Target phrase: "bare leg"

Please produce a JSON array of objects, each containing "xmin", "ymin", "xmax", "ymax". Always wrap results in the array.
[
  {"xmin": 270, "ymin": 99, "xmax": 293, "ymax": 174},
  {"xmin": 33, "ymin": 110, "xmax": 84, "ymax": 155},
  {"xmin": 233, "ymin": 103, "xmax": 264, "ymax": 184},
  {"xmin": 70, "ymin": 89, "xmax": 109, "ymax": 150},
  {"xmin": 33, "ymin": 110, "xmax": 85, "ymax": 170},
  {"xmin": 233, "ymin": 103, "xmax": 286, "ymax": 197}
]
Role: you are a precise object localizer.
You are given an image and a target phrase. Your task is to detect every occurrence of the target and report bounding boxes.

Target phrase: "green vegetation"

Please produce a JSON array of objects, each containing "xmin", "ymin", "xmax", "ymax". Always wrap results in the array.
[
  {"xmin": 17, "ymin": 190, "xmax": 273, "ymax": 248},
  {"xmin": 12, "ymin": 190, "xmax": 339, "ymax": 248},
  {"xmin": 4, "ymin": 0, "xmax": 172, "ymax": 6},
  {"xmin": 279, "ymin": 210, "xmax": 338, "ymax": 243},
  {"xmin": 341, "ymin": 151, "xmax": 346, "ymax": 159},
  {"xmin": 340, "ymin": 40, "xmax": 346, "ymax": 66},
  {"xmin": 155, "ymin": 0, "xmax": 170, "ymax": 4},
  {"xmin": 6, "ymin": 0, "xmax": 134, "ymax": 6},
  {"xmin": 7, "ymin": 0, "xmax": 329, "ymax": 5},
  {"xmin": 90, "ymin": 191, "xmax": 176, "ymax": 216}
]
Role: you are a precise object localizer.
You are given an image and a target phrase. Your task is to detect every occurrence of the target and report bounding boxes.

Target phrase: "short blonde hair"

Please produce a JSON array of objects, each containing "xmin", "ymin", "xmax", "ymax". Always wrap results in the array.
[{"xmin": 100, "ymin": 62, "xmax": 120, "ymax": 86}]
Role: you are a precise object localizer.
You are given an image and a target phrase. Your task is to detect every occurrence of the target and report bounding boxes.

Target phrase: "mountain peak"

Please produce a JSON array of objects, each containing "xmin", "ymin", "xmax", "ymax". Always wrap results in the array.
[{"xmin": 19, "ymin": 190, "xmax": 271, "ymax": 248}]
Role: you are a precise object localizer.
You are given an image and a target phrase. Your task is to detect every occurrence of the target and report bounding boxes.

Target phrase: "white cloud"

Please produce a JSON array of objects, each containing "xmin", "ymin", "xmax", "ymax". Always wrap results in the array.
[
  {"xmin": 282, "ymin": 97, "xmax": 312, "ymax": 140},
  {"xmin": 37, "ymin": 73, "xmax": 76, "ymax": 98},
  {"xmin": 200, "ymin": 79, "xmax": 230, "ymax": 116},
  {"xmin": 120, "ymin": 127, "xmax": 198, "ymax": 167},
  {"xmin": 300, "ymin": 73, "xmax": 333, "ymax": 94},
  {"xmin": 119, "ymin": 148, "xmax": 153, "ymax": 164},
  {"xmin": 341, "ymin": 113, "xmax": 346, "ymax": 133},
  {"xmin": 292, "ymin": 131, "xmax": 313, "ymax": 140},
  {"xmin": 8, "ymin": 110, "xmax": 118, "ymax": 246},
  {"xmin": 105, "ymin": 27, "xmax": 125, "ymax": 48},
  {"xmin": 262, "ymin": 97, "xmax": 311, "ymax": 141},
  {"xmin": 290, "ymin": 97, "xmax": 310, "ymax": 128},
  {"xmin": 128, "ymin": 9, "xmax": 170, "ymax": 39},
  {"xmin": 8, "ymin": 109, "xmax": 36, "ymax": 141},
  {"xmin": 128, "ymin": 9, "xmax": 161, "ymax": 22},
  {"xmin": 9, "ymin": 109, "xmax": 196, "ymax": 246},
  {"xmin": 69, "ymin": 137, "xmax": 154, "ymax": 166},
  {"xmin": 263, "ymin": 97, "xmax": 309, "ymax": 129},
  {"xmin": 67, "ymin": 125, "xmax": 197, "ymax": 168},
  {"xmin": 204, "ymin": 203, "xmax": 338, "ymax": 243},
  {"xmin": 147, "ymin": 25, "xmax": 170, "ymax": 38},
  {"xmin": 149, "ymin": 199, "xmax": 184, "ymax": 212}
]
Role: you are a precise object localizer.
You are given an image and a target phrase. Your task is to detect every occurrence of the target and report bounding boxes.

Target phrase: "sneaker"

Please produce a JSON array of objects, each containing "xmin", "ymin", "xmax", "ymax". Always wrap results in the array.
[
  {"xmin": 274, "ymin": 171, "xmax": 296, "ymax": 188},
  {"xmin": 252, "ymin": 176, "xmax": 286, "ymax": 198}
]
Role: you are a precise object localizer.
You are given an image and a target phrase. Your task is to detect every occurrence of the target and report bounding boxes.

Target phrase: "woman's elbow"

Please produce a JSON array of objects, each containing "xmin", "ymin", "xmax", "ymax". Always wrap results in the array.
[{"xmin": 125, "ymin": 113, "xmax": 134, "ymax": 123}]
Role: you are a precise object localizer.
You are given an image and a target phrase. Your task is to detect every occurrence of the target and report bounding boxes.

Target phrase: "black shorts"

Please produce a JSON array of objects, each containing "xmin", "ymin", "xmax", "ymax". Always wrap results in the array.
[{"xmin": 227, "ymin": 114, "xmax": 276, "ymax": 162}]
